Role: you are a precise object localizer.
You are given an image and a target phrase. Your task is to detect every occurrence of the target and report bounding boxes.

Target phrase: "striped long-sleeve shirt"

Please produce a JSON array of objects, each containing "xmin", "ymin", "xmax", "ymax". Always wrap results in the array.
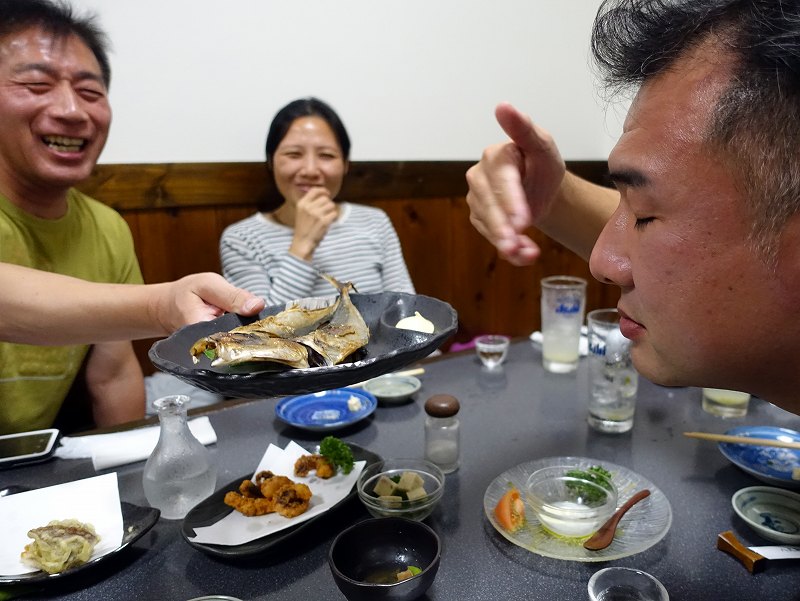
[{"xmin": 220, "ymin": 202, "xmax": 415, "ymax": 305}]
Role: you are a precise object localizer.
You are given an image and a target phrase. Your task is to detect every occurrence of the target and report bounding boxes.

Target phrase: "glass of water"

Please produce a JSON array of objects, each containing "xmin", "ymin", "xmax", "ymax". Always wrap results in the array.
[
  {"xmin": 540, "ymin": 276, "xmax": 587, "ymax": 373},
  {"xmin": 475, "ymin": 335, "xmax": 510, "ymax": 369},
  {"xmin": 587, "ymin": 309, "xmax": 638, "ymax": 434},
  {"xmin": 588, "ymin": 567, "xmax": 669, "ymax": 601}
]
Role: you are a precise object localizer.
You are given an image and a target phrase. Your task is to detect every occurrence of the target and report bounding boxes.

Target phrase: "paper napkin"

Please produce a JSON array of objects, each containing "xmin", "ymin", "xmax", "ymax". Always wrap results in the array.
[{"xmin": 55, "ymin": 417, "xmax": 217, "ymax": 471}]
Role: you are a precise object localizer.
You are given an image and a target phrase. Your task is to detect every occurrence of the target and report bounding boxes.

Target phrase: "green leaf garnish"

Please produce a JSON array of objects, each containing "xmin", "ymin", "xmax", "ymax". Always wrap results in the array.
[
  {"xmin": 565, "ymin": 465, "xmax": 613, "ymax": 503},
  {"xmin": 319, "ymin": 436, "xmax": 354, "ymax": 474}
]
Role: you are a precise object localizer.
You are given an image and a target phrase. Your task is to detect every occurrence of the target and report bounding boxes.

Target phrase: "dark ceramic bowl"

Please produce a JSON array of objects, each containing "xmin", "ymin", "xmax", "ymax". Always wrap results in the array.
[{"xmin": 328, "ymin": 517, "xmax": 441, "ymax": 601}]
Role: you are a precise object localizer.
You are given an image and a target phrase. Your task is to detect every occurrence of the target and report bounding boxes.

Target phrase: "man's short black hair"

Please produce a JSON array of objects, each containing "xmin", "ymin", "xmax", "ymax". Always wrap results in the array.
[{"xmin": 0, "ymin": 0, "xmax": 111, "ymax": 87}]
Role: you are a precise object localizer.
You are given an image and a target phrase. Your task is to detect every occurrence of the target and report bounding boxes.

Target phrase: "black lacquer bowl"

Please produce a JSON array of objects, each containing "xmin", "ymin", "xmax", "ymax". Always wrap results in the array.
[
  {"xmin": 149, "ymin": 292, "xmax": 457, "ymax": 398},
  {"xmin": 328, "ymin": 517, "xmax": 441, "ymax": 601}
]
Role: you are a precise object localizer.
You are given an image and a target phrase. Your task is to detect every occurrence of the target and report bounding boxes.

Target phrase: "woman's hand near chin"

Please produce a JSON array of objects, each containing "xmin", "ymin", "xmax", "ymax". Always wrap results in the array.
[{"xmin": 289, "ymin": 187, "xmax": 339, "ymax": 261}]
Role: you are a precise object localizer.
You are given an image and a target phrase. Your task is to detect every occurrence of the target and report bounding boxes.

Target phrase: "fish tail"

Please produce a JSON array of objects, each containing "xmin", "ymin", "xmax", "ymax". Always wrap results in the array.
[{"xmin": 320, "ymin": 273, "xmax": 357, "ymax": 294}]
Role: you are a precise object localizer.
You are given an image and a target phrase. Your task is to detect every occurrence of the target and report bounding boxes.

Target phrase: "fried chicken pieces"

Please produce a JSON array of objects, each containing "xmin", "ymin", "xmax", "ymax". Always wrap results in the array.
[
  {"xmin": 224, "ymin": 452, "xmax": 339, "ymax": 519},
  {"xmin": 224, "ymin": 470, "xmax": 312, "ymax": 518},
  {"xmin": 293, "ymin": 454, "xmax": 335, "ymax": 479}
]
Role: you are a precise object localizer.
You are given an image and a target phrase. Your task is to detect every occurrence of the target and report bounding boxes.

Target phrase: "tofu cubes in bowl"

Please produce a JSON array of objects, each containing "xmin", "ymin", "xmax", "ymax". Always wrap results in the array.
[{"xmin": 357, "ymin": 459, "xmax": 444, "ymax": 521}]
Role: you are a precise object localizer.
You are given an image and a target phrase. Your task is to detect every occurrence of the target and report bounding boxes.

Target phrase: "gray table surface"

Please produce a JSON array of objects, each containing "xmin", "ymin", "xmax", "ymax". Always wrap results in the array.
[{"xmin": 2, "ymin": 339, "xmax": 799, "ymax": 600}]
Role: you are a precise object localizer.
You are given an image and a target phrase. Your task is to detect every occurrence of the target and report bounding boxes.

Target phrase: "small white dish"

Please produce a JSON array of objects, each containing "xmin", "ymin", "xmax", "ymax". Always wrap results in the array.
[
  {"xmin": 362, "ymin": 375, "xmax": 421, "ymax": 405},
  {"xmin": 731, "ymin": 486, "xmax": 800, "ymax": 544}
]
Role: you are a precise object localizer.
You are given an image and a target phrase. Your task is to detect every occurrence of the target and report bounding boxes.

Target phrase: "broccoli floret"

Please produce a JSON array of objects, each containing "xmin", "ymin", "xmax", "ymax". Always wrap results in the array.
[{"xmin": 319, "ymin": 436, "xmax": 354, "ymax": 475}]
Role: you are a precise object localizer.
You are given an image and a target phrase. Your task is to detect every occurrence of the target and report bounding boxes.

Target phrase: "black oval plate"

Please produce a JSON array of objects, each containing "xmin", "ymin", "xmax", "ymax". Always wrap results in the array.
[
  {"xmin": 149, "ymin": 291, "xmax": 457, "ymax": 398},
  {"xmin": 180, "ymin": 444, "xmax": 381, "ymax": 558},
  {"xmin": 0, "ymin": 501, "xmax": 159, "ymax": 584}
]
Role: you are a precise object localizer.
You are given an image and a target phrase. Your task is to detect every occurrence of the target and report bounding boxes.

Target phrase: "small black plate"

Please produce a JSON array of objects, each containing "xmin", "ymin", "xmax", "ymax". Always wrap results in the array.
[
  {"xmin": 149, "ymin": 291, "xmax": 457, "ymax": 398},
  {"xmin": 181, "ymin": 444, "xmax": 381, "ymax": 558},
  {"xmin": 0, "ymin": 501, "xmax": 159, "ymax": 584}
]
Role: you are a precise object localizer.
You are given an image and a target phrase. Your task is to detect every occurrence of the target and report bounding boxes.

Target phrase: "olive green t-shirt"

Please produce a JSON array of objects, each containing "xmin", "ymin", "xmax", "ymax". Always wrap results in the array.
[{"xmin": 0, "ymin": 189, "xmax": 143, "ymax": 434}]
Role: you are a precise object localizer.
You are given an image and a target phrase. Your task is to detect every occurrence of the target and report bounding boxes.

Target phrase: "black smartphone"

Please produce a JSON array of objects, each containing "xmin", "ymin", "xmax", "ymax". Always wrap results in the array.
[{"xmin": 0, "ymin": 428, "xmax": 59, "ymax": 468}]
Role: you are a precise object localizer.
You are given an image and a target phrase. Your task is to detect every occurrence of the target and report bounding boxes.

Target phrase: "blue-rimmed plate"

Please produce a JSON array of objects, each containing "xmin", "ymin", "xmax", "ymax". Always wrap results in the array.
[
  {"xmin": 275, "ymin": 388, "xmax": 377, "ymax": 431},
  {"xmin": 718, "ymin": 426, "xmax": 800, "ymax": 489}
]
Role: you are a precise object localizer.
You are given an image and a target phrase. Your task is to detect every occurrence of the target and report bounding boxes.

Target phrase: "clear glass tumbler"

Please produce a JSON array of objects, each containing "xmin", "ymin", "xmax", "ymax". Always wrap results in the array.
[
  {"xmin": 540, "ymin": 276, "xmax": 587, "ymax": 373},
  {"xmin": 701, "ymin": 388, "xmax": 751, "ymax": 418},
  {"xmin": 587, "ymin": 308, "xmax": 638, "ymax": 433}
]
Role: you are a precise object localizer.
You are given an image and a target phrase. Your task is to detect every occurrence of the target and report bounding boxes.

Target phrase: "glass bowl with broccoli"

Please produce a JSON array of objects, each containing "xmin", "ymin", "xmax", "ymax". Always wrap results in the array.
[
  {"xmin": 525, "ymin": 465, "xmax": 618, "ymax": 538},
  {"xmin": 357, "ymin": 459, "xmax": 444, "ymax": 521}
]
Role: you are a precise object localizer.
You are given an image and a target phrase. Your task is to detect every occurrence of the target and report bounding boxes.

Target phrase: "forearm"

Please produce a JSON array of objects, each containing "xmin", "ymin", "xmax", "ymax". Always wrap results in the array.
[
  {"xmin": 537, "ymin": 172, "xmax": 619, "ymax": 261},
  {"xmin": 85, "ymin": 342, "xmax": 146, "ymax": 427},
  {"xmin": 1, "ymin": 265, "xmax": 263, "ymax": 345},
  {"xmin": 1, "ymin": 265, "xmax": 170, "ymax": 344}
]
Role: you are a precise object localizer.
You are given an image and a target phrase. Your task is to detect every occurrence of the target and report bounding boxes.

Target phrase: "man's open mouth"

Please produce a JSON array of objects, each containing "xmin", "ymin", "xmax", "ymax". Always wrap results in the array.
[{"xmin": 42, "ymin": 135, "xmax": 86, "ymax": 153}]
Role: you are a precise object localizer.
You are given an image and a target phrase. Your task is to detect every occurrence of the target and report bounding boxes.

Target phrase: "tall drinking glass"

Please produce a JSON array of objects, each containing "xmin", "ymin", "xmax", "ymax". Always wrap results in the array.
[
  {"xmin": 540, "ymin": 276, "xmax": 587, "ymax": 373},
  {"xmin": 587, "ymin": 308, "xmax": 639, "ymax": 433}
]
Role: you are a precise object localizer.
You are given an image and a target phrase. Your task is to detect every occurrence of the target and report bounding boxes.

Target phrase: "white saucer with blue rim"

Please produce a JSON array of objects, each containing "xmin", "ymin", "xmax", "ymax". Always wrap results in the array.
[{"xmin": 732, "ymin": 486, "xmax": 800, "ymax": 544}]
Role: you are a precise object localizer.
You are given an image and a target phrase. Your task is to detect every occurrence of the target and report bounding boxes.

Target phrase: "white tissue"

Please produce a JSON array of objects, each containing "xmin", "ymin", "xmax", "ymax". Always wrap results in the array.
[{"xmin": 55, "ymin": 417, "xmax": 217, "ymax": 471}]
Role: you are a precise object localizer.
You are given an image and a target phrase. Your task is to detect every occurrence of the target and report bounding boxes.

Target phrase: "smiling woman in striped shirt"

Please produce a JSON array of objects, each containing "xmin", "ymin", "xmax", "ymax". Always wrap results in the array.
[{"xmin": 220, "ymin": 97, "xmax": 415, "ymax": 305}]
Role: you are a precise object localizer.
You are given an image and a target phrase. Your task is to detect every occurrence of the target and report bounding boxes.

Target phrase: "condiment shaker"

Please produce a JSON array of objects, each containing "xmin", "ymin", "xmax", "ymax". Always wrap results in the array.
[{"xmin": 424, "ymin": 394, "xmax": 460, "ymax": 474}]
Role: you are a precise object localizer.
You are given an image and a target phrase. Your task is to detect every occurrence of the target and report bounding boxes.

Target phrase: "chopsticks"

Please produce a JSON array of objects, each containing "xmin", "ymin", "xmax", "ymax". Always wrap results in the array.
[
  {"xmin": 683, "ymin": 431, "xmax": 800, "ymax": 450},
  {"xmin": 393, "ymin": 368, "xmax": 425, "ymax": 378}
]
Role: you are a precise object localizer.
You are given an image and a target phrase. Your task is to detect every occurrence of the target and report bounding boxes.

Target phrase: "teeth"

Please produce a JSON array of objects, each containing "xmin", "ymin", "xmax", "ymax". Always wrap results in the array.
[{"xmin": 43, "ymin": 135, "xmax": 85, "ymax": 152}]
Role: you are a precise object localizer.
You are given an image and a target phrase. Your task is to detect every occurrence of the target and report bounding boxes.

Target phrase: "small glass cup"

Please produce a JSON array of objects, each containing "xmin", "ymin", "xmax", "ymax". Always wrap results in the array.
[
  {"xmin": 701, "ymin": 388, "xmax": 751, "ymax": 418},
  {"xmin": 588, "ymin": 567, "xmax": 669, "ymax": 601},
  {"xmin": 475, "ymin": 335, "xmax": 510, "ymax": 369}
]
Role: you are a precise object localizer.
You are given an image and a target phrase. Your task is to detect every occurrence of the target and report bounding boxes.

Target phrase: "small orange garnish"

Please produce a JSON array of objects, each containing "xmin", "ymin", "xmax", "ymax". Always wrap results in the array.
[{"xmin": 494, "ymin": 488, "xmax": 525, "ymax": 532}]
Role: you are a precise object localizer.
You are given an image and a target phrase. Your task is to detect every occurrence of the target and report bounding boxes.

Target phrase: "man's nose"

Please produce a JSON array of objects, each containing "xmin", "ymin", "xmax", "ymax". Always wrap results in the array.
[
  {"xmin": 47, "ymin": 82, "xmax": 87, "ymax": 121},
  {"xmin": 589, "ymin": 208, "xmax": 633, "ymax": 287}
]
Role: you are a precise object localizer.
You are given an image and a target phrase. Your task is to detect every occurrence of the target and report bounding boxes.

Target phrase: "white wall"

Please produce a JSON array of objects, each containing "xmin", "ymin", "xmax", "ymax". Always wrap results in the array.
[{"xmin": 71, "ymin": 0, "xmax": 625, "ymax": 164}]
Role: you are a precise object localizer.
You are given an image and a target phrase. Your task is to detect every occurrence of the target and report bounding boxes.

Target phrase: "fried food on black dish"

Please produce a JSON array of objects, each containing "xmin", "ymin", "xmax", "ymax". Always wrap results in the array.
[
  {"xmin": 294, "ymin": 454, "xmax": 335, "ymax": 479},
  {"xmin": 274, "ymin": 482, "xmax": 312, "ymax": 518},
  {"xmin": 21, "ymin": 519, "xmax": 100, "ymax": 574},
  {"xmin": 224, "ymin": 471, "xmax": 312, "ymax": 518}
]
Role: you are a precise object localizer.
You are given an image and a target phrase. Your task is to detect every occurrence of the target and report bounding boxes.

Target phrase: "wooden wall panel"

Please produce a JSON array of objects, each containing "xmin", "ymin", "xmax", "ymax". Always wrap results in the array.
[{"xmin": 79, "ymin": 161, "xmax": 619, "ymax": 374}]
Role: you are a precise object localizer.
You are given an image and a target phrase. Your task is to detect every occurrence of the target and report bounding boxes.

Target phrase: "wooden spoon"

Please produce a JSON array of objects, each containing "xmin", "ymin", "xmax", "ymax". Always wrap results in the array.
[{"xmin": 583, "ymin": 489, "xmax": 651, "ymax": 551}]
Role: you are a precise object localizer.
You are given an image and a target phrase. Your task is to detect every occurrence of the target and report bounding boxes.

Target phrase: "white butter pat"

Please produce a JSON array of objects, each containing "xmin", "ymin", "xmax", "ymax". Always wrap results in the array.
[
  {"xmin": 395, "ymin": 311, "xmax": 434, "ymax": 334},
  {"xmin": 347, "ymin": 395, "xmax": 364, "ymax": 412}
]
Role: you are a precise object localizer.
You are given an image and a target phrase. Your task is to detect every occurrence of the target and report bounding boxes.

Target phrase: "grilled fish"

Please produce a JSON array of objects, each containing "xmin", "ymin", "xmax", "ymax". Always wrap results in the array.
[
  {"xmin": 190, "ymin": 330, "xmax": 311, "ymax": 368},
  {"xmin": 190, "ymin": 274, "xmax": 369, "ymax": 368},
  {"xmin": 236, "ymin": 296, "xmax": 340, "ymax": 338},
  {"xmin": 292, "ymin": 276, "xmax": 369, "ymax": 366}
]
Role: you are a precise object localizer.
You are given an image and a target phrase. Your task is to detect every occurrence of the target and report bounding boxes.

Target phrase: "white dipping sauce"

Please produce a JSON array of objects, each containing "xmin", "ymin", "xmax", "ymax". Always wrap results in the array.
[{"xmin": 395, "ymin": 311, "xmax": 435, "ymax": 333}]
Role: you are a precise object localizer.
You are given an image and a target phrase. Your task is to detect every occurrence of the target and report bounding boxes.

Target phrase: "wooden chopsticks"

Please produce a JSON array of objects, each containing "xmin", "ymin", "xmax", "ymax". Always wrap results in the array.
[{"xmin": 683, "ymin": 431, "xmax": 800, "ymax": 450}]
